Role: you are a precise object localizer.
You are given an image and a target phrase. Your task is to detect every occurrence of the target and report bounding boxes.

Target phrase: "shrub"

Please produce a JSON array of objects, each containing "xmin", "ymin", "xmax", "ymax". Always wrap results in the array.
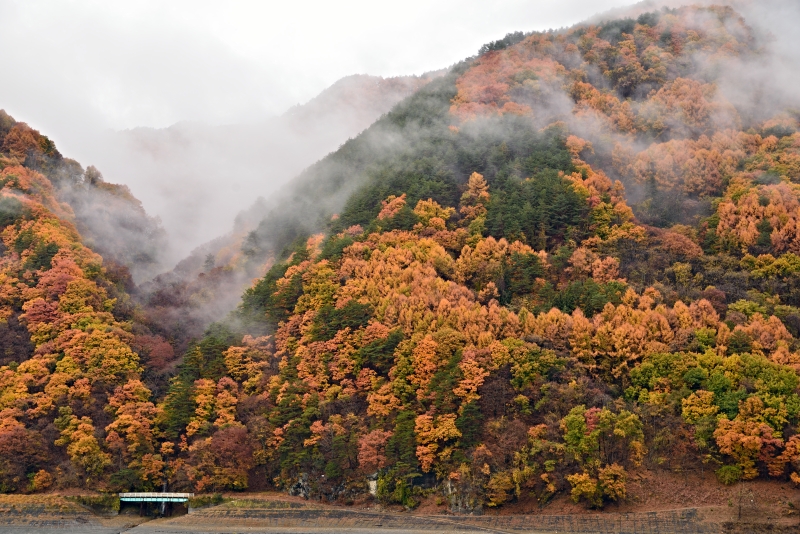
[
  {"xmin": 188, "ymin": 493, "xmax": 224, "ymax": 508},
  {"xmin": 598, "ymin": 464, "xmax": 627, "ymax": 502},
  {"xmin": 68, "ymin": 495, "xmax": 120, "ymax": 513},
  {"xmin": 567, "ymin": 472, "xmax": 602, "ymax": 508},
  {"xmin": 30, "ymin": 470, "xmax": 53, "ymax": 492},
  {"xmin": 486, "ymin": 472, "xmax": 515, "ymax": 506},
  {"xmin": 716, "ymin": 465, "xmax": 743, "ymax": 485}
]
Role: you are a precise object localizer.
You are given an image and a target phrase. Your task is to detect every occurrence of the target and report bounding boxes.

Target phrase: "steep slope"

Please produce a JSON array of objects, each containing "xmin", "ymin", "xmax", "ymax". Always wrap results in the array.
[
  {"xmin": 0, "ymin": 136, "xmax": 170, "ymax": 491},
  {"xmin": 150, "ymin": 2, "xmax": 800, "ymax": 510},
  {"xmin": 0, "ymin": 111, "xmax": 168, "ymax": 283}
]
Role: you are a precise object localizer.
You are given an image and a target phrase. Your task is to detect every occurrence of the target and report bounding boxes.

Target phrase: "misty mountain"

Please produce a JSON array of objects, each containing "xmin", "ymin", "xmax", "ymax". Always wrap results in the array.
[
  {"xmin": 0, "ymin": 110, "xmax": 168, "ymax": 283},
  {"xmin": 127, "ymin": 74, "xmax": 441, "ymax": 350},
  {"xmin": 89, "ymin": 73, "xmax": 439, "ymax": 266},
  {"xmin": 4, "ymin": 0, "xmax": 800, "ymax": 519},
  {"xmin": 169, "ymin": 1, "xmax": 800, "ymax": 506}
]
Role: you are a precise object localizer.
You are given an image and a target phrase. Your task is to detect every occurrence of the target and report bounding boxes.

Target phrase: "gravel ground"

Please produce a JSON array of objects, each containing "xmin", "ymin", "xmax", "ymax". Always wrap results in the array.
[
  {"xmin": 120, "ymin": 507, "xmax": 718, "ymax": 534},
  {"xmin": 4, "ymin": 501, "xmax": 792, "ymax": 534}
]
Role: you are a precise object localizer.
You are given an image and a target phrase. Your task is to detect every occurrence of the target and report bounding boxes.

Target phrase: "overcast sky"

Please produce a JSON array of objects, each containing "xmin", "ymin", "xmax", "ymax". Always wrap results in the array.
[{"xmin": 0, "ymin": 0, "xmax": 635, "ymax": 148}]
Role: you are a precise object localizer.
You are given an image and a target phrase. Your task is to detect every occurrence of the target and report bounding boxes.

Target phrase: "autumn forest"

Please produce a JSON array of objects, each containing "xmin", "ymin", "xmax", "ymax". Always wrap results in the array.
[{"xmin": 2, "ymin": 3, "xmax": 800, "ymax": 514}]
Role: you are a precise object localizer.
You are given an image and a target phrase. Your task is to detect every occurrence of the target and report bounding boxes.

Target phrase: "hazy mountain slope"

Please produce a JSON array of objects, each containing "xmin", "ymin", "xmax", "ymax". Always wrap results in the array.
[
  {"xmin": 0, "ymin": 111, "xmax": 168, "ymax": 283},
  {"xmin": 90, "ymin": 73, "xmax": 438, "ymax": 264},
  {"xmin": 155, "ymin": 2, "xmax": 800, "ymax": 509},
  {"xmin": 128, "ymin": 74, "xmax": 440, "ymax": 353}
]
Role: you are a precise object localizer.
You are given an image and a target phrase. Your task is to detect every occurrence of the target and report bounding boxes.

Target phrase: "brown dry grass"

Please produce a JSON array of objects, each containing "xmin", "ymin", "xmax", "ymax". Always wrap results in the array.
[{"xmin": 0, "ymin": 493, "xmax": 83, "ymax": 513}]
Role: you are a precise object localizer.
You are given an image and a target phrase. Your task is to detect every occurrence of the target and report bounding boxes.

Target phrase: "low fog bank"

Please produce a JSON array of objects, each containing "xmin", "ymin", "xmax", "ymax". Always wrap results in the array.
[
  {"xmin": 592, "ymin": 0, "xmax": 800, "ymax": 122},
  {"xmin": 59, "ymin": 168, "xmax": 169, "ymax": 283},
  {"xmin": 581, "ymin": 0, "xmax": 800, "ymax": 221},
  {"xmin": 714, "ymin": 0, "xmax": 800, "ymax": 124},
  {"xmin": 87, "ymin": 74, "xmax": 436, "ymax": 267}
]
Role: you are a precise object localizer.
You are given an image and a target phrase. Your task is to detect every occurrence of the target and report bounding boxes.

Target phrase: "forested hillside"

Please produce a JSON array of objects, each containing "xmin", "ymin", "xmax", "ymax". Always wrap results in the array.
[
  {"xmin": 2, "ymin": 3, "xmax": 800, "ymax": 514},
  {"xmin": 0, "ymin": 116, "xmax": 175, "ymax": 492}
]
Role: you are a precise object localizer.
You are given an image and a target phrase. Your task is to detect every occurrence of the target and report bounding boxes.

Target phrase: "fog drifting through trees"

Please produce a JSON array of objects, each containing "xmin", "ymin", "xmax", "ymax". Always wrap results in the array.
[{"xmin": 3, "ymin": 0, "xmax": 800, "ymax": 517}]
